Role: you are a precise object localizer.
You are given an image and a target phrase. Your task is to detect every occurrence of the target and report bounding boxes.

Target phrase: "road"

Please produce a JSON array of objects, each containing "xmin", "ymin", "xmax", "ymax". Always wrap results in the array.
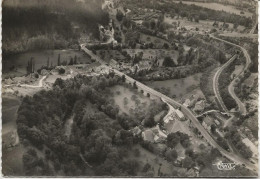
[
  {"xmin": 210, "ymin": 35, "xmax": 251, "ymax": 116},
  {"xmin": 195, "ymin": 109, "xmax": 226, "ymax": 118},
  {"xmin": 80, "ymin": 44, "xmax": 257, "ymax": 172},
  {"xmin": 249, "ymin": 5, "xmax": 258, "ymax": 34},
  {"xmin": 213, "ymin": 55, "xmax": 237, "ymax": 113},
  {"xmin": 220, "ymin": 33, "xmax": 258, "ymax": 39},
  {"xmin": 20, "ymin": 76, "xmax": 46, "ymax": 88}
]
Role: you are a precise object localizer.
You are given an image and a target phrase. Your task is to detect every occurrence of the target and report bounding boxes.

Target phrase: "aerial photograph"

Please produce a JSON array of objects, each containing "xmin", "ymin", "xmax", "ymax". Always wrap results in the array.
[{"xmin": 2, "ymin": 0, "xmax": 258, "ymax": 177}]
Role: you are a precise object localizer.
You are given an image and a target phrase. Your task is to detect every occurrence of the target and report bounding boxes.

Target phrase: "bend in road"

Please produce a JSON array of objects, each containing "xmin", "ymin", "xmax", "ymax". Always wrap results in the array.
[
  {"xmin": 210, "ymin": 35, "xmax": 251, "ymax": 116},
  {"xmin": 213, "ymin": 55, "xmax": 237, "ymax": 113},
  {"xmin": 20, "ymin": 76, "xmax": 46, "ymax": 88}
]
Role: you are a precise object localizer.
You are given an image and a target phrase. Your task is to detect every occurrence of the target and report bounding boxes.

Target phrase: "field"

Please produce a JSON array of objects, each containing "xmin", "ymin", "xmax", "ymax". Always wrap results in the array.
[
  {"xmin": 2, "ymin": 96, "xmax": 20, "ymax": 133},
  {"xmin": 231, "ymin": 65, "xmax": 244, "ymax": 77},
  {"xmin": 244, "ymin": 73, "xmax": 258, "ymax": 87},
  {"xmin": 96, "ymin": 50, "xmax": 126, "ymax": 62},
  {"xmin": 164, "ymin": 17, "xmax": 245, "ymax": 32},
  {"xmin": 124, "ymin": 49, "xmax": 179, "ymax": 65},
  {"xmin": 146, "ymin": 73, "xmax": 204, "ymax": 100},
  {"xmin": 140, "ymin": 33, "xmax": 171, "ymax": 48},
  {"xmin": 2, "ymin": 95, "xmax": 24, "ymax": 176},
  {"xmin": 3, "ymin": 49, "xmax": 92, "ymax": 78},
  {"xmin": 2, "ymin": 144, "xmax": 25, "ymax": 176},
  {"xmin": 179, "ymin": 1, "xmax": 253, "ymax": 18},
  {"xmin": 109, "ymin": 85, "xmax": 159, "ymax": 115}
]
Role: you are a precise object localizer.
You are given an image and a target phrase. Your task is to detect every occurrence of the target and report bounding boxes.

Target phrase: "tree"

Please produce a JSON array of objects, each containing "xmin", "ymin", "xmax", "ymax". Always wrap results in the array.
[
  {"xmin": 68, "ymin": 57, "xmax": 74, "ymax": 65},
  {"xmin": 163, "ymin": 43, "xmax": 169, "ymax": 49},
  {"xmin": 134, "ymin": 148, "xmax": 140, "ymax": 157},
  {"xmin": 182, "ymin": 156, "xmax": 195, "ymax": 169},
  {"xmin": 74, "ymin": 55, "xmax": 78, "ymax": 64},
  {"xmin": 165, "ymin": 148, "xmax": 178, "ymax": 162},
  {"xmin": 210, "ymin": 124, "xmax": 216, "ymax": 133},
  {"xmin": 163, "ymin": 56, "xmax": 175, "ymax": 67},
  {"xmin": 142, "ymin": 20, "xmax": 150, "ymax": 29},
  {"xmin": 121, "ymin": 75, "xmax": 126, "ymax": 82},
  {"xmin": 144, "ymin": 116, "xmax": 156, "ymax": 127},
  {"xmin": 150, "ymin": 20, "xmax": 156, "ymax": 29},
  {"xmin": 58, "ymin": 68, "xmax": 65, "ymax": 74},
  {"xmin": 185, "ymin": 148, "xmax": 195, "ymax": 159},
  {"xmin": 194, "ymin": 16, "xmax": 199, "ymax": 23},
  {"xmin": 133, "ymin": 81, "xmax": 137, "ymax": 89},
  {"xmin": 116, "ymin": 10, "xmax": 124, "ymax": 21},
  {"xmin": 57, "ymin": 54, "xmax": 61, "ymax": 66},
  {"xmin": 167, "ymin": 133, "xmax": 180, "ymax": 148}
]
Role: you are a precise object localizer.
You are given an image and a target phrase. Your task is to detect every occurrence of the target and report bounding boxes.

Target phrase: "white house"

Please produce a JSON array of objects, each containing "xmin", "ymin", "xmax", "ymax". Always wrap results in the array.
[{"xmin": 176, "ymin": 109, "xmax": 185, "ymax": 120}]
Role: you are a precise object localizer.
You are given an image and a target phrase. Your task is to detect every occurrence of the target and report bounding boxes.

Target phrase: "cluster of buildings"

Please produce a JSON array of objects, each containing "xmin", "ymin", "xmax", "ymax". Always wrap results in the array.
[
  {"xmin": 183, "ymin": 95, "xmax": 206, "ymax": 113},
  {"xmin": 141, "ymin": 125, "xmax": 167, "ymax": 143},
  {"xmin": 139, "ymin": 103, "xmax": 186, "ymax": 144}
]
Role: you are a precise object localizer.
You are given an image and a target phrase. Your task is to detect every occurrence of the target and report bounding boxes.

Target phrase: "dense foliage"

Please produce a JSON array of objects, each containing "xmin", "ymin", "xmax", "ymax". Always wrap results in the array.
[
  {"xmin": 16, "ymin": 73, "xmax": 167, "ymax": 176},
  {"xmin": 218, "ymin": 60, "xmax": 237, "ymax": 110},
  {"xmin": 3, "ymin": 0, "xmax": 109, "ymax": 55}
]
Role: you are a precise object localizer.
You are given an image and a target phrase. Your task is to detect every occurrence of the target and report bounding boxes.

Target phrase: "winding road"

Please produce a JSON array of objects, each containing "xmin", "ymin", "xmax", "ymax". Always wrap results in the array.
[
  {"xmin": 20, "ymin": 76, "xmax": 46, "ymax": 88},
  {"xmin": 210, "ymin": 35, "xmax": 251, "ymax": 116},
  {"xmin": 213, "ymin": 55, "xmax": 237, "ymax": 113},
  {"xmin": 80, "ymin": 42, "xmax": 257, "ymax": 172}
]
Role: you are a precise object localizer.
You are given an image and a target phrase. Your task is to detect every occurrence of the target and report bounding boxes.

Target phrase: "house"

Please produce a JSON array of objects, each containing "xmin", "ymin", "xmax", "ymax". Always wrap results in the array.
[
  {"xmin": 175, "ymin": 109, "xmax": 185, "ymax": 120},
  {"xmin": 187, "ymin": 168, "xmax": 196, "ymax": 177},
  {"xmin": 109, "ymin": 59, "xmax": 118, "ymax": 67},
  {"xmin": 142, "ymin": 125, "xmax": 167, "ymax": 143},
  {"xmin": 214, "ymin": 119, "xmax": 220, "ymax": 126},
  {"xmin": 183, "ymin": 95, "xmax": 198, "ymax": 108},
  {"xmin": 164, "ymin": 115, "xmax": 175, "ymax": 124},
  {"xmin": 194, "ymin": 100, "xmax": 206, "ymax": 112},
  {"xmin": 132, "ymin": 126, "xmax": 142, "ymax": 136},
  {"xmin": 142, "ymin": 130, "xmax": 154, "ymax": 142},
  {"xmin": 202, "ymin": 116, "xmax": 214, "ymax": 132},
  {"xmin": 152, "ymin": 125, "xmax": 167, "ymax": 143},
  {"xmin": 183, "ymin": 99, "xmax": 191, "ymax": 107}
]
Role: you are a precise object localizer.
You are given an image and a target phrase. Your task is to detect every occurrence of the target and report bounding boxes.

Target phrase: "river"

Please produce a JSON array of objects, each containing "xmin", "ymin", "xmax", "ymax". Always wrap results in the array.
[{"xmin": 3, "ymin": 49, "xmax": 91, "ymax": 78}]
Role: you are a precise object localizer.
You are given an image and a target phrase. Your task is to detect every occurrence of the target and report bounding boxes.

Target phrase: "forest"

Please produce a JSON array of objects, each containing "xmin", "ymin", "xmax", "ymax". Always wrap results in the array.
[
  {"xmin": 16, "ymin": 72, "xmax": 237, "ymax": 176},
  {"xmin": 16, "ymin": 73, "xmax": 168, "ymax": 176},
  {"xmin": 3, "ymin": 0, "xmax": 109, "ymax": 55}
]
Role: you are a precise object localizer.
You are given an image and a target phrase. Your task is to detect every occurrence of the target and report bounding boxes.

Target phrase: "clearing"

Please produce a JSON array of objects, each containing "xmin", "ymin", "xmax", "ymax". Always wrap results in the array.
[
  {"xmin": 178, "ymin": 1, "xmax": 253, "ymax": 18},
  {"xmin": 146, "ymin": 73, "xmax": 204, "ymax": 100},
  {"xmin": 109, "ymin": 85, "xmax": 160, "ymax": 115}
]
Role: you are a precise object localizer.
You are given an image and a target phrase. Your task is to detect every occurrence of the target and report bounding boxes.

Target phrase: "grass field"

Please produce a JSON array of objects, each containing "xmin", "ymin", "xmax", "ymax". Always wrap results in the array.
[
  {"xmin": 109, "ymin": 85, "xmax": 159, "ymax": 115},
  {"xmin": 2, "ymin": 144, "xmax": 25, "ymax": 176},
  {"xmin": 146, "ymin": 73, "xmax": 203, "ymax": 100},
  {"xmin": 124, "ymin": 49, "xmax": 179, "ymax": 65},
  {"xmin": 179, "ymin": 1, "xmax": 253, "ymax": 18},
  {"xmin": 231, "ymin": 65, "xmax": 244, "ymax": 77},
  {"xmin": 96, "ymin": 50, "xmax": 126, "ymax": 62},
  {"xmin": 2, "ymin": 96, "xmax": 20, "ymax": 131},
  {"xmin": 2, "ymin": 95, "xmax": 24, "ymax": 176},
  {"xmin": 244, "ymin": 73, "xmax": 258, "ymax": 87},
  {"xmin": 140, "ymin": 33, "xmax": 171, "ymax": 48},
  {"xmin": 164, "ymin": 17, "xmax": 245, "ymax": 32}
]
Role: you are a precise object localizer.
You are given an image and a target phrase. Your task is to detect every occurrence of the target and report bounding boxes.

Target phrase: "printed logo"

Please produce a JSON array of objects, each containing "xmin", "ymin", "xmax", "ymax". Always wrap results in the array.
[{"xmin": 213, "ymin": 161, "xmax": 236, "ymax": 170}]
